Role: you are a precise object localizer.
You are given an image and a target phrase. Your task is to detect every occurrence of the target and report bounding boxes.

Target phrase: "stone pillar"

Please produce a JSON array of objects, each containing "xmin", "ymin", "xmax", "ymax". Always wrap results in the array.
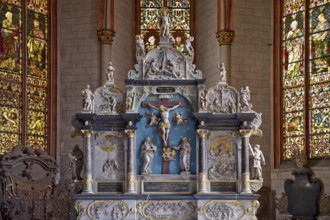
[
  {"xmin": 97, "ymin": 30, "xmax": 115, "ymax": 85},
  {"xmin": 216, "ymin": 0, "xmax": 234, "ymax": 84},
  {"xmin": 216, "ymin": 30, "xmax": 234, "ymax": 84},
  {"xmin": 81, "ymin": 130, "xmax": 94, "ymax": 194},
  {"xmin": 197, "ymin": 128, "xmax": 208, "ymax": 193},
  {"xmin": 125, "ymin": 129, "xmax": 137, "ymax": 194},
  {"xmin": 240, "ymin": 129, "xmax": 252, "ymax": 194},
  {"xmin": 97, "ymin": 0, "xmax": 115, "ymax": 85}
]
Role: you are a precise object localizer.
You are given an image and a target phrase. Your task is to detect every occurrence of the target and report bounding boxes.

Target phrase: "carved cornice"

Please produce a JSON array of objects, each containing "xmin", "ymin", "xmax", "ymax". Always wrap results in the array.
[
  {"xmin": 216, "ymin": 30, "xmax": 235, "ymax": 46},
  {"xmin": 97, "ymin": 29, "xmax": 116, "ymax": 44}
]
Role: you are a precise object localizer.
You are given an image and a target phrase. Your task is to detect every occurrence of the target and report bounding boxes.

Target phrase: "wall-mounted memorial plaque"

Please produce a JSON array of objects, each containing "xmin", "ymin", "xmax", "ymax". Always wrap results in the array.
[
  {"xmin": 209, "ymin": 181, "xmax": 237, "ymax": 193},
  {"xmin": 142, "ymin": 180, "xmax": 192, "ymax": 194},
  {"xmin": 95, "ymin": 181, "xmax": 124, "ymax": 194}
]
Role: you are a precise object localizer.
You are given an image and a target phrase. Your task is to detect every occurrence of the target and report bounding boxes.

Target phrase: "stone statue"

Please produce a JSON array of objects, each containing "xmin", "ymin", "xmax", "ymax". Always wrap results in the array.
[
  {"xmin": 147, "ymin": 102, "xmax": 181, "ymax": 145},
  {"xmin": 126, "ymin": 93, "xmax": 135, "ymax": 111},
  {"xmin": 218, "ymin": 63, "xmax": 227, "ymax": 83},
  {"xmin": 109, "ymin": 96, "xmax": 116, "ymax": 113},
  {"xmin": 200, "ymin": 90, "xmax": 207, "ymax": 110},
  {"xmin": 172, "ymin": 137, "xmax": 191, "ymax": 173},
  {"xmin": 249, "ymin": 144, "xmax": 266, "ymax": 180},
  {"xmin": 184, "ymin": 36, "xmax": 194, "ymax": 59},
  {"xmin": 240, "ymin": 86, "xmax": 252, "ymax": 111},
  {"xmin": 106, "ymin": 62, "xmax": 115, "ymax": 82},
  {"xmin": 159, "ymin": 8, "xmax": 171, "ymax": 38},
  {"xmin": 69, "ymin": 144, "xmax": 84, "ymax": 180},
  {"xmin": 146, "ymin": 111, "xmax": 160, "ymax": 127},
  {"xmin": 135, "ymin": 35, "xmax": 145, "ymax": 58},
  {"xmin": 81, "ymin": 84, "xmax": 94, "ymax": 111},
  {"xmin": 141, "ymin": 137, "xmax": 157, "ymax": 174}
]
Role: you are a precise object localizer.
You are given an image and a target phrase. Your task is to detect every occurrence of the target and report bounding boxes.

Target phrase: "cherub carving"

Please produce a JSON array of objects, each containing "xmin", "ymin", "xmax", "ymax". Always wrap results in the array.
[
  {"xmin": 162, "ymin": 148, "xmax": 176, "ymax": 161},
  {"xmin": 145, "ymin": 111, "xmax": 160, "ymax": 127},
  {"xmin": 173, "ymin": 112, "xmax": 187, "ymax": 124}
]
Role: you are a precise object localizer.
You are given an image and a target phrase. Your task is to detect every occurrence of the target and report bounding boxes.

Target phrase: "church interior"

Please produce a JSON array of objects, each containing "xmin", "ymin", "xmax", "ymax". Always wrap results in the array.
[{"xmin": 0, "ymin": 0, "xmax": 329, "ymax": 219}]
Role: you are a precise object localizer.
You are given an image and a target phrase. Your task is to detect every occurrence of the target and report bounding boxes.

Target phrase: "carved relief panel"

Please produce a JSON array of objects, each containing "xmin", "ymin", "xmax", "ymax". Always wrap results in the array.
[
  {"xmin": 93, "ymin": 132, "xmax": 126, "ymax": 181},
  {"xmin": 207, "ymin": 131, "xmax": 240, "ymax": 181}
]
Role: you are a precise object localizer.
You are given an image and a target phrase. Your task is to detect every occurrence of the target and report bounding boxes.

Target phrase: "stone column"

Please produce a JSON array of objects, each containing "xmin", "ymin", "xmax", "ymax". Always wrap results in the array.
[
  {"xmin": 216, "ymin": 30, "xmax": 234, "ymax": 84},
  {"xmin": 125, "ymin": 129, "xmax": 137, "ymax": 194},
  {"xmin": 216, "ymin": 0, "xmax": 234, "ymax": 84},
  {"xmin": 97, "ymin": 0, "xmax": 115, "ymax": 85},
  {"xmin": 97, "ymin": 30, "xmax": 115, "ymax": 85},
  {"xmin": 240, "ymin": 129, "xmax": 252, "ymax": 194},
  {"xmin": 197, "ymin": 128, "xmax": 208, "ymax": 193},
  {"xmin": 81, "ymin": 130, "xmax": 94, "ymax": 194}
]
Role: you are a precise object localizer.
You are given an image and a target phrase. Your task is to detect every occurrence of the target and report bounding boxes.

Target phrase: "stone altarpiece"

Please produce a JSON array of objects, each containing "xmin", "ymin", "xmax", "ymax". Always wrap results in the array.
[{"xmin": 72, "ymin": 26, "xmax": 264, "ymax": 219}]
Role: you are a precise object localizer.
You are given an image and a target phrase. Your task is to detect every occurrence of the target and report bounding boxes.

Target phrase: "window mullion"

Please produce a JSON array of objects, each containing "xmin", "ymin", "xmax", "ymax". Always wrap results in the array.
[
  {"xmin": 304, "ymin": 0, "xmax": 311, "ymax": 158},
  {"xmin": 21, "ymin": 1, "xmax": 28, "ymax": 147}
]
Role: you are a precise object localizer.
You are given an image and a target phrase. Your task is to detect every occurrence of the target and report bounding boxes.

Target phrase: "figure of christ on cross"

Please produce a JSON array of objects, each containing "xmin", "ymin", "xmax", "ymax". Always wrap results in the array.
[{"xmin": 142, "ymin": 99, "xmax": 189, "ymax": 174}]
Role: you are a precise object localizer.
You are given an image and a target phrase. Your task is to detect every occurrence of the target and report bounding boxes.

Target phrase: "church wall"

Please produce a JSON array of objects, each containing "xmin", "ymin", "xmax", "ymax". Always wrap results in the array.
[
  {"xmin": 58, "ymin": 0, "xmax": 100, "ymax": 179},
  {"xmin": 231, "ymin": 0, "xmax": 272, "ymax": 188},
  {"xmin": 195, "ymin": 0, "xmax": 219, "ymax": 89},
  {"xmin": 111, "ymin": 0, "xmax": 135, "ymax": 89}
]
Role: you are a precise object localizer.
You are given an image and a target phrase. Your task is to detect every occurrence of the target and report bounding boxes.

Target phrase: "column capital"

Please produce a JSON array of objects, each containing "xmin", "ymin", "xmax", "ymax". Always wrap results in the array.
[
  {"xmin": 216, "ymin": 30, "xmax": 235, "ymax": 46},
  {"xmin": 197, "ymin": 129, "xmax": 208, "ymax": 138},
  {"xmin": 125, "ymin": 130, "xmax": 136, "ymax": 138},
  {"xmin": 239, "ymin": 129, "xmax": 253, "ymax": 138},
  {"xmin": 97, "ymin": 29, "xmax": 116, "ymax": 44},
  {"xmin": 81, "ymin": 130, "xmax": 92, "ymax": 138}
]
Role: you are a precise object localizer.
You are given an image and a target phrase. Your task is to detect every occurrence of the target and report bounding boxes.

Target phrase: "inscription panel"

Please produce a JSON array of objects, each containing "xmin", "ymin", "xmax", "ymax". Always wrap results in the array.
[
  {"xmin": 210, "ymin": 181, "xmax": 237, "ymax": 193},
  {"xmin": 96, "ymin": 181, "xmax": 124, "ymax": 194},
  {"xmin": 142, "ymin": 181, "xmax": 192, "ymax": 194}
]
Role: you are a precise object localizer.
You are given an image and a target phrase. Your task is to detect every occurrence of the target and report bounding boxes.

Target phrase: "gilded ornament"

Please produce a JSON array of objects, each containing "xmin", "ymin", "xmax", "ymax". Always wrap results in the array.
[
  {"xmin": 216, "ymin": 30, "xmax": 235, "ymax": 45},
  {"xmin": 97, "ymin": 29, "xmax": 116, "ymax": 44}
]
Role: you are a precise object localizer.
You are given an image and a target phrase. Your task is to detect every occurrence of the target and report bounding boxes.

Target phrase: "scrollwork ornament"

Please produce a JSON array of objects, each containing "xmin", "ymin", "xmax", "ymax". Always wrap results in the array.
[
  {"xmin": 216, "ymin": 30, "xmax": 235, "ymax": 45},
  {"xmin": 74, "ymin": 201, "xmax": 86, "ymax": 220},
  {"xmin": 97, "ymin": 29, "xmax": 116, "ymax": 44}
]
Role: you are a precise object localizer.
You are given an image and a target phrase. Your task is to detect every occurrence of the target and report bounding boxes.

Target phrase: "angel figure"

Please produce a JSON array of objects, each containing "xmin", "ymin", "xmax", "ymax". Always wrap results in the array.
[
  {"xmin": 162, "ymin": 148, "xmax": 176, "ymax": 161},
  {"xmin": 146, "ymin": 112, "xmax": 160, "ymax": 127},
  {"xmin": 173, "ymin": 112, "xmax": 187, "ymax": 124},
  {"xmin": 218, "ymin": 63, "xmax": 227, "ymax": 83}
]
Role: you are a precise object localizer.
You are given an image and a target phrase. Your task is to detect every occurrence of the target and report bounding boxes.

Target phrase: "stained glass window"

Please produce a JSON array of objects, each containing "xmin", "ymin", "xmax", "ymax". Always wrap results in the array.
[
  {"xmin": 0, "ymin": 0, "xmax": 52, "ymax": 154},
  {"xmin": 281, "ymin": 0, "xmax": 330, "ymax": 160},
  {"xmin": 138, "ymin": 0, "xmax": 192, "ymax": 52}
]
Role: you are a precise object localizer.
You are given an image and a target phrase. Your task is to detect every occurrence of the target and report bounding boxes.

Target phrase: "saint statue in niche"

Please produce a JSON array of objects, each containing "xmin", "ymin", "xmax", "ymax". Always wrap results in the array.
[
  {"xmin": 172, "ymin": 137, "xmax": 191, "ymax": 173},
  {"xmin": 141, "ymin": 137, "xmax": 157, "ymax": 174}
]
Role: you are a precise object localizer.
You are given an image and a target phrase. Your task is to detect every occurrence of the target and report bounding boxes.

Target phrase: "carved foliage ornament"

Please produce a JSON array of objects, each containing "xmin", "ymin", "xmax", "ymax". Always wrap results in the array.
[
  {"xmin": 97, "ymin": 29, "xmax": 116, "ymax": 44},
  {"xmin": 216, "ymin": 30, "xmax": 235, "ymax": 45},
  {"xmin": 137, "ymin": 200, "xmax": 196, "ymax": 219},
  {"xmin": 87, "ymin": 200, "xmax": 129, "ymax": 220},
  {"xmin": 202, "ymin": 200, "xmax": 245, "ymax": 220}
]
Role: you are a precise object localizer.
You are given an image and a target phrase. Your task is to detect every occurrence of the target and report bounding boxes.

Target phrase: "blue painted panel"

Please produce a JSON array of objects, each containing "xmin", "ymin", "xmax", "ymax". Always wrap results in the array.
[{"xmin": 136, "ymin": 94, "xmax": 197, "ymax": 174}]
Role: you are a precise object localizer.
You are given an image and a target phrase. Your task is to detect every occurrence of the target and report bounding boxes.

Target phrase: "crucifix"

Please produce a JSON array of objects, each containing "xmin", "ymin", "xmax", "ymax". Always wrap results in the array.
[{"xmin": 141, "ymin": 98, "xmax": 189, "ymax": 174}]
